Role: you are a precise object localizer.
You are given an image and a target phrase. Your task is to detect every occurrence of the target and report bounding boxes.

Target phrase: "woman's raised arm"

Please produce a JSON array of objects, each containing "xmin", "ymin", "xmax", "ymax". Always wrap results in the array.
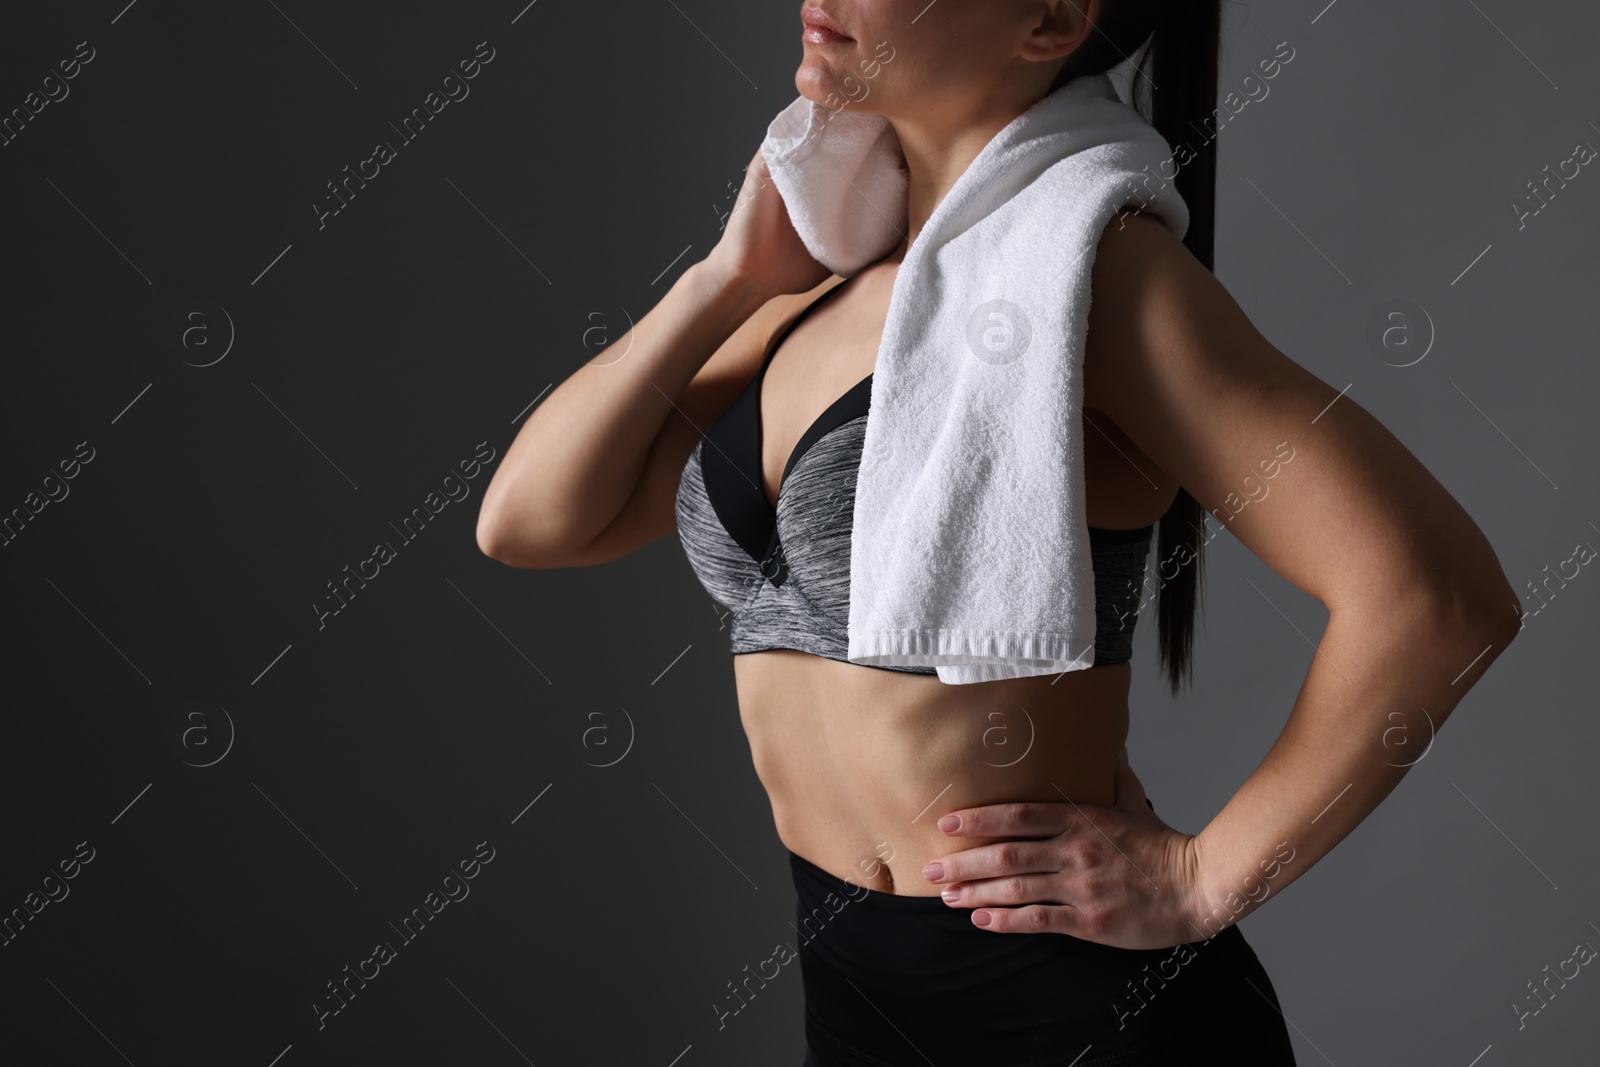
[
  {"xmin": 475, "ymin": 260, "xmax": 778, "ymax": 568},
  {"xmin": 476, "ymin": 148, "xmax": 832, "ymax": 568}
]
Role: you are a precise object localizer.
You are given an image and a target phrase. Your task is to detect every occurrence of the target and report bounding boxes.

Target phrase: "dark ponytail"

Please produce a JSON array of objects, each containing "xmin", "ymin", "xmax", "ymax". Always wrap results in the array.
[{"xmin": 1051, "ymin": 1, "xmax": 1223, "ymax": 694}]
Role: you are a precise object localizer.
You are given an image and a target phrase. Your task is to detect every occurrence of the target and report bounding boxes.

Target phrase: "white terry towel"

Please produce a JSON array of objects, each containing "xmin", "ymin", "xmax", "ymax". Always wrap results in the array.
[{"xmin": 759, "ymin": 72, "xmax": 1190, "ymax": 684}]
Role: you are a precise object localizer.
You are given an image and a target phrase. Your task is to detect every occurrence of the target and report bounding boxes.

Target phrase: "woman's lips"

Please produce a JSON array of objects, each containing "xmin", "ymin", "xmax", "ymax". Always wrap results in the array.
[
  {"xmin": 802, "ymin": 24, "xmax": 853, "ymax": 43},
  {"xmin": 801, "ymin": 7, "xmax": 853, "ymax": 44}
]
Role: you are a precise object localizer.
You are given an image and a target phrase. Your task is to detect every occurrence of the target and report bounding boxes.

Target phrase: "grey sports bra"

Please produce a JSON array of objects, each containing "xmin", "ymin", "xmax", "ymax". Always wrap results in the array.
[{"xmin": 674, "ymin": 283, "xmax": 1155, "ymax": 674}]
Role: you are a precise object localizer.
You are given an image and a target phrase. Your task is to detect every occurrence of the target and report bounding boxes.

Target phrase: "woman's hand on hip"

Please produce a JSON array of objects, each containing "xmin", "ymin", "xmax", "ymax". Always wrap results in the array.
[{"xmin": 921, "ymin": 750, "xmax": 1211, "ymax": 949}]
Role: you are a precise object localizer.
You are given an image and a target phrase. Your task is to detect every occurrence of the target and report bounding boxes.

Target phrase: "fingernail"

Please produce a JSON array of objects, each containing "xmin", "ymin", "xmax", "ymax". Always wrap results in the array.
[
  {"xmin": 937, "ymin": 815, "xmax": 961, "ymax": 832},
  {"xmin": 973, "ymin": 911, "xmax": 991, "ymax": 927},
  {"xmin": 940, "ymin": 886, "xmax": 960, "ymax": 903},
  {"xmin": 922, "ymin": 861, "xmax": 943, "ymax": 881}
]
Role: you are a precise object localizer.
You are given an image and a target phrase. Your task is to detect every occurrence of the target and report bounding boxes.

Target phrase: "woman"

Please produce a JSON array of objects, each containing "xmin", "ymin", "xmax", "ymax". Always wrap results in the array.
[{"xmin": 477, "ymin": 1, "xmax": 1520, "ymax": 1063}]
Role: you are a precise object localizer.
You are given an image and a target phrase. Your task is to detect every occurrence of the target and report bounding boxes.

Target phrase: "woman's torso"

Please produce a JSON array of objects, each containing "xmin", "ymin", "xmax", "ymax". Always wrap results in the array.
[{"xmin": 676, "ymin": 260, "xmax": 1179, "ymax": 896}]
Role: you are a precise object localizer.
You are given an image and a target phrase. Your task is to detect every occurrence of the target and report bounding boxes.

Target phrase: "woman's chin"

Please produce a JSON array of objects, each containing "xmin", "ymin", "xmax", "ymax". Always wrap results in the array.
[{"xmin": 794, "ymin": 63, "xmax": 849, "ymax": 107}]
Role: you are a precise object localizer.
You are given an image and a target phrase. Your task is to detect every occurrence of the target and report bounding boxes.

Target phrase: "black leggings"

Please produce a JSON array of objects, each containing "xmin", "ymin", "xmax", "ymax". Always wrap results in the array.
[{"xmin": 789, "ymin": 813, "xmax": 1299, "ymax": 1066}]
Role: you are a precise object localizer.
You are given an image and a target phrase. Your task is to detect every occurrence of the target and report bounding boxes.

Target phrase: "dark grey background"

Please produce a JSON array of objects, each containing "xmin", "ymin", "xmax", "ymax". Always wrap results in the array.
[{"xmin": 2, "ymin": 0, "xmax": 1595, "ymax": 1064}]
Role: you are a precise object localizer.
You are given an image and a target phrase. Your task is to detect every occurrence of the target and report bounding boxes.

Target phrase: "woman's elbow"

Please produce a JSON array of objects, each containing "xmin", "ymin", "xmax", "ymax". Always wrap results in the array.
[
  {"xmin": 1428, "ymin": 567, "xmax": 1523, "ymax": 649},
  {"xmin": 476, "ymin": 509, "xmax": 511, "ymax": 563},
  {"xmin": 1458, "ymin": 545, "xmax": 1523, "ymax": 642},
  {"xmin": 475, "ymin": 502, "xmax": 585, "ymax": 569},
  {"xmin": 1480, "ymin": 574, "xmax": 1525, "ymax": 647},
  {"xmin": 1423, "ymin": 521, "xmax": 1524, "ymax": 647},
  {"xmin": 476, "ymin": 502, "xmax": 543, "ymax": 568},
  {"xmin": 475, "ymin": 502, "xmax": 521, "ymax": 564}
]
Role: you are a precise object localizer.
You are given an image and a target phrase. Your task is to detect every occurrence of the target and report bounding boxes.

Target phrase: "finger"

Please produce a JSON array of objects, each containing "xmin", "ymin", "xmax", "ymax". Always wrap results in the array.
[
  {"xmin": 971, "ymin": 903, "xmax": 1078, "ymax": 935},
  {"xmin": 938, "ymin": 872, "xmax": 1071, "ymax": 909},
  {"xmin": 937, "ymin": 800, "xmax": 1075, "ymax": 839},
  {"xmin": 926, "ymin": 839, "xmax": 1055, "ymax": 886}
]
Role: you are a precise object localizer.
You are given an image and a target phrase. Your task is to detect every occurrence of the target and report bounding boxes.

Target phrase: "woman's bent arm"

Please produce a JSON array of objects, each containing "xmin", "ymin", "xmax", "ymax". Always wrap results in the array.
[
  {"xmin": 1084, "ymin": 213, "xmax": 1521, "ymax": 937},
  {"xmin": 1183, "ymin": 574, "xmax": 1516, "ymax": 937},
  {"xmin": 476, "ymin": 261, "xmax": 779, "ymax": 568}
]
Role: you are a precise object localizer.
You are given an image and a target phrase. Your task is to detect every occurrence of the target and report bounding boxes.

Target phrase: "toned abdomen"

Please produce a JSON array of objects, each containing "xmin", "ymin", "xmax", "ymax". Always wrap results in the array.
[{"xmin": 733, "ymin": 650, "xmax": 1133, "ymax": 896}]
